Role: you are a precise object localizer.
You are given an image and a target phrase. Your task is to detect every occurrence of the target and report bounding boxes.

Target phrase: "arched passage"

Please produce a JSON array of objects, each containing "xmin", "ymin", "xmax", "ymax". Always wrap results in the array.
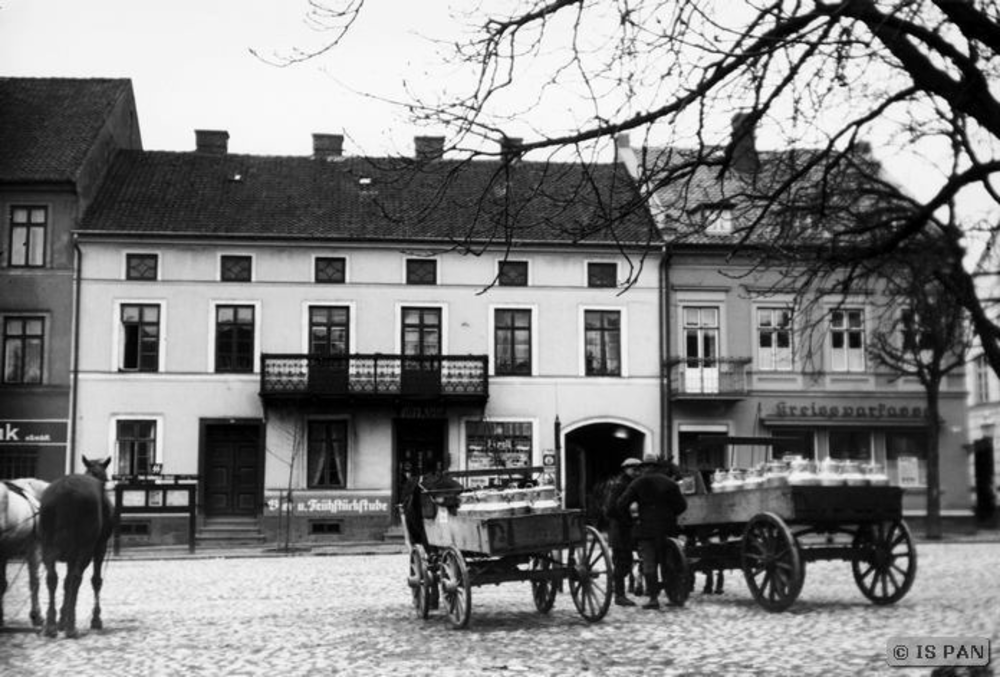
[{"xmin": 563, "ymin": 421, "xmax": 646, "ymax": 522}]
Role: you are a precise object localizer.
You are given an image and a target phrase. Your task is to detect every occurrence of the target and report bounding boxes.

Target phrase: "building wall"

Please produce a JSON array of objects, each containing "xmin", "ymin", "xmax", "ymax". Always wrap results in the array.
[{"xmin": 75, "ymin": 238, "xmax": 661, "ymax": 541}]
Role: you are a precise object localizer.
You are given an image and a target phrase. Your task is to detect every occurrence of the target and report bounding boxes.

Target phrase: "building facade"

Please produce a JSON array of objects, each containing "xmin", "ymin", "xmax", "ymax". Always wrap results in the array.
[
  {"xmin": 75, "ymin": 132, "xmax": 661, "ymax": 544},
  {"xmin": 0, "ymin": 77, "xmax": 141, "ymax": 480}
]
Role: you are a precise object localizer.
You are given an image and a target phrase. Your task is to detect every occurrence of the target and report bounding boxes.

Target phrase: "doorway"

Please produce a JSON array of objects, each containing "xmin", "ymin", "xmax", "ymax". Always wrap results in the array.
[
  {"xmin": 393, "ymin": 419, "xmax": 447, "ymax": 520},
  {"xmin": 202, "ymin": 422, "xmax": 263, "ymax": 516},
  {"xmin": 564, "ymin": 423, "xmax": 644, "ymax": 523}
]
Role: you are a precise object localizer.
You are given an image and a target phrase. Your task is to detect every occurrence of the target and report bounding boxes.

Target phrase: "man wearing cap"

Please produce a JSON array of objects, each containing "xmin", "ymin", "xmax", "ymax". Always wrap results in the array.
[
  {"xmin": 603, "ymin": 457, "xmax": 643, "ymax": 606},
  {"xmin": 616, "ymin": 453, "xmax": 688, "ymax": 609}
]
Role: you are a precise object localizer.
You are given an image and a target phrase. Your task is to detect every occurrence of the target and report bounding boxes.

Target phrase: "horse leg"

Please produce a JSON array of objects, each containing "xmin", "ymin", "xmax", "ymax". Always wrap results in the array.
[
  {"xmin": 90, "ymin": 543, "xmax": 107, "ymax": 630},
  {"xmin": 61, "ymin": 559, "xmax": 84, "ymax": 639},
  {"xmin": 43, "ymin": 559, "xmax": 59, "ymax": 638},
  {"xmin": 28, "ymin": 545, "xmax": 43, "ymax": 627}
]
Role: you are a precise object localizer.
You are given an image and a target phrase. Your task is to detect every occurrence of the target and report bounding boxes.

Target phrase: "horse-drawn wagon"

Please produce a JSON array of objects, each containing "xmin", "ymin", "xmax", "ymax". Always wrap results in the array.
[
  {"xmin": 677, "ymin": 483, "xmax": 917, "ymax": 611},
  {"xmin": 400, "ymin": 467, "xmax": 612, "ymax": 628}
]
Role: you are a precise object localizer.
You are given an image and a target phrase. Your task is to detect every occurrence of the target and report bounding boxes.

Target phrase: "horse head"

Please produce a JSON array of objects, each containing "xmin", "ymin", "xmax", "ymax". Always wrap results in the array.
[{"xmin": 82, "ymin": 456, "xmax": 112, "ymax": 483}]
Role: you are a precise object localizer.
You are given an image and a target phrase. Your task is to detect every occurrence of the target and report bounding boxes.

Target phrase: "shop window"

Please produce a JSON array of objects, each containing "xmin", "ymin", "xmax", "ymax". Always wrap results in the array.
[
  {"xmin": 126, "ymin": 253, "xmax": 159, "ymax": 280},
  {"xmin": 2, "ymin": 316, "xmax": 44, "ymax": 384},
  {"xmin": 9, "ymin": 205, "xmax": 47, "ymax": 267},
  {"xmin": 466, "ymin": 420, "xmax": 533, "ymax": 482},
  {"xmin": 116, "ymin": 419, "xmax": 156, "ymax": 477},
  {"xmin": 498, "ymin": 260, "xmax": 528, "ymax": 286},
  {"xmin": 307, "ymin": 420, "xmax": 347, "ymax": 488},
  {"xmin": 886, "ymin": 430, "xmax": 927, "ymax": 487},
  {"xmin": 120, "ymin": 304, "xmax": 160, "ymax": 372},
  {"xmin": 494, "ymin": 308, "xmax": 531, "ymax": 375},
  {"xmin": 828, "ymin": 429, "xmax": 872, "ymax": 462},
  {"xmin": 0, "ymin": 450, "xmax": 37, "ymax": 479},
  {"xmin": 314, "ymin": 256, "xmax": 346, "ymax": 284},
  {"xmin": 771, "ymin": 429, "xmax": 814, "ymax": 460},
  {"xmin": 584, "ymin": 309, "xmax": 621, "ymax": 376}
]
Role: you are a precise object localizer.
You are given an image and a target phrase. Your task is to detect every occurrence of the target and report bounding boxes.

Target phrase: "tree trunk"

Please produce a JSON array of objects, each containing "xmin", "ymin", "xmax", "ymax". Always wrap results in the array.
[{"xmin": 924, "ymin": 382, "xmax": 943, "ymax": 540}]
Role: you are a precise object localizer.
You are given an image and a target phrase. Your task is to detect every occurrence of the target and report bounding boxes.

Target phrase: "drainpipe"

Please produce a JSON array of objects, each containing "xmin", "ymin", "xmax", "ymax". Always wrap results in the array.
[
  {"xmin": 69, "ymin": 236, "xmax": 82, "ymax": 475},
  {"xmin": 660, "ymin": 243, "xmax": 673, "ymax": 463}
]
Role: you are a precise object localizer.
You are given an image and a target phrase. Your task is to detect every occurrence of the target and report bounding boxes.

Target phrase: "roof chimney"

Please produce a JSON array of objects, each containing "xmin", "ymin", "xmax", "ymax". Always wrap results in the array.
[
  {"xmin": 313, "ymin": 133, "xmax": 344, "ymax": 160},
  {"xmin": 195, "ymin": 129, "xmax": 229, "ymax": 155},
  {"xmin": 414, "ymin": 136, "xmax": 445, "ymax": 161},
  {"xmin": 730, "ymin": 113, "xmax": 758, "ymax": 174},
  {"xmin": 500, "ymin": 136, "xmax": 523, "ymax": 163}
]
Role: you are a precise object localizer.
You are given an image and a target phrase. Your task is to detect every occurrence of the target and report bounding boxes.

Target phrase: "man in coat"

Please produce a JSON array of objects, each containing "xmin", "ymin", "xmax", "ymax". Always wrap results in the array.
[
  {"xmin": 616, "ymin": 453, "xmax": 688, "ymax": 609},
  {"xmin": 603, "ymin": 457, "xmax": 643, "ymax": 606}
]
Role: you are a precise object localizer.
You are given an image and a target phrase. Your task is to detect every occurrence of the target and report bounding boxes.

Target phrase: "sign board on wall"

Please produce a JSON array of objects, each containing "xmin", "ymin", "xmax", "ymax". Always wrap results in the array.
[
  {"xmin": 0, "ymin": 420, "xmax": 68, "ymax": 446},
  {"xmin": 264, "ymin": 490, "xmax": 391, "ymax": 516},
  {"xmin": 896, "ymin": 456, "xmax": 921, "ymax": 487}
]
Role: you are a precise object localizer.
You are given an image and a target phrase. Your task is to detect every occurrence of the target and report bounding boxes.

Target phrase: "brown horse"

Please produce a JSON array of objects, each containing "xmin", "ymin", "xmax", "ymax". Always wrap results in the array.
[
  {"xmin": 0, "ymin": 477, "xmax": 48, "ymax": 627},
  {"xmin": 39, "ymin": 457, "xmax": 115, "ymax": 639}
]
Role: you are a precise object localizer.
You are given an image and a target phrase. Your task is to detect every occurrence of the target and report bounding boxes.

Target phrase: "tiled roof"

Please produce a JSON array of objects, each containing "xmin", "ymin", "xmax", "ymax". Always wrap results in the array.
[
  {"xmin": 640, "ymin": 145, "xmax": 897, "ymax": 247},
  {"xmin": 80, "ymin": 151, "xmax": 655, "ymax": 245},
  {"xmin": 0, "ymin": 77, "xmax": 134, "ymax": 183}
]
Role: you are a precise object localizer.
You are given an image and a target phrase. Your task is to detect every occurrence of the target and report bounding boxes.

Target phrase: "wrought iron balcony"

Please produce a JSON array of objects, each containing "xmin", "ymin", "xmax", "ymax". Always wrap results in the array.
[
  {"xmin": 667, "ymin": 356, "xmax": 751, "ymax": 400},
  {"xmin": 260, "ymin": 353, "xmax": 489, "ymax": 405}
]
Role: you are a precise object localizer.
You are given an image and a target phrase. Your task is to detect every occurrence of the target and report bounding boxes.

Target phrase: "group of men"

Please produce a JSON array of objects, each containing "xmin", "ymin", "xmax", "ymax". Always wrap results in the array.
[{"xmin": 603, "ymin": 453, "xmax": 688, "ymax": 610}]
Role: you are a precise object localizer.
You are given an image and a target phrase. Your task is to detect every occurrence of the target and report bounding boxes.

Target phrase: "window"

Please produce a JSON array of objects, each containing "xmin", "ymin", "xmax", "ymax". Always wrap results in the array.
[
  {"xmin": 830, "ymin": 308, "xmax": 865, "ymax": 372},
  {"xmin": 215, "ymin": 305, "xmax": 255, "ymax": 373},
  {"xmin": 402, "ymin": 307, "xmax": 441, "ymax": 356},
  {"xmin": 584, "ymin": 310, "xmax": 621, "ymax": 376},
  {"xmin": 885, "ymin": 429, "xmax": 927, "ymax": 487},
  {"xmin": 3, "ymin": 316, "xmax": 44, "ymax": 384},
  {"xmin": 683, "ymin": 306, "xmax": 719, "ymax": 368},
  {"xmin": 771, "ymin": 429, "xmax": 815, "ymax": 460},
  {"xmin": 310, "ymin": 306, "xmax": 349, "ymax": 355},
  {"xmin": 220, "ymin": 255, "xmax": 252, "ymax": 282},
  {"xmin": 466, "ymin": 420, "xmax": 533, "ymax": 475},
  {"xmin": 975, "ymin": 354, "xmax": 992, "ymax": 404},
  {"xmin": 0, "ymin": 450, "xmax": 36, "ymax": 480},
  {"xmin": 587, "ymin": 262, "xmax": 617, "ymax": 288},
  {"xmin": 116, "ymin": 419, "xmax": 156, "ymax": 477},
  {"xmin": 498, "ymin": 261, "xmax": 528, "ymax": 286},
  {"xmin": 126, "ymin": 253, "xmax": 158, "ymax": 280},
  {"xmin": 406, "ymin": 259, "xmax": 437, "ymax": 285},
  {"xmin": 120, "ymin": 304, "xmax": 160, "ymax": 372},
  {"xmin": 828, "ymin": 429, "xmax": 872, "ymax": 463},
  {"xmin": 315, "ymin": 257, "xmax": 346, "ymax": 284},
  {"xmin": 494, "ymin": 309, "xmax": 531, "ymax": 375},
  {"xmin": 307, "ymin": 420, "xmax": 347, "ymax": 488},
  {"xmin": 757, "ymin": 308, "xmax": 792, "ymax": 371},
  {"xmin": 8, "ymin": 206, "xmax": 46, "ymax": 267},
  {"xmin": 900, "ymin": 308, "xmax": 933, "ymax": 353},
  {"xmin": 705, "ymin": 208, "xmax": 733, "ymax": 234}
]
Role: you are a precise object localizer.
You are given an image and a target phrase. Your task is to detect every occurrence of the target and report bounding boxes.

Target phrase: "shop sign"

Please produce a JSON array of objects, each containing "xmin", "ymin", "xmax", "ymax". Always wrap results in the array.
[
  {"xmin": 772, "ymin": 401, "xmax": 924, "ymax": 420},
  {"xmin": 0, "ymin": 419, "xmax": 68, "ymax": 446},
  {"xmin": 264, "ymin": 490, "xmax": 391, "ymax": 516}
]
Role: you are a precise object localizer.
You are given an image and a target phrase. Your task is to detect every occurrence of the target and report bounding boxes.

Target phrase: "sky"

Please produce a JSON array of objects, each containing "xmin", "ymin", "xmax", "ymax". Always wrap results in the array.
[{"xmin": 1, "ymin": 0, "xmax": 995, "ymax": 230}]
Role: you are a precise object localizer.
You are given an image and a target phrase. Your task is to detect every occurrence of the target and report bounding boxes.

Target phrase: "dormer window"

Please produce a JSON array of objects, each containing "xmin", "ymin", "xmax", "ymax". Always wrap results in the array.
[{"xmin": 706, "ymin": 208, "xmax": 733, "ymax": 234}]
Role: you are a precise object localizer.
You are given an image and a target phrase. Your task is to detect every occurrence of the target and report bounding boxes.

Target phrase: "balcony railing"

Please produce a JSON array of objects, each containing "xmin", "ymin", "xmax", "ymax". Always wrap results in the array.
[
  {"xmin": 260, "ymin": 353, "xmax": 489, "ymax": 405},
  {"xmin": 667, "ymin": 356, "xmax": 751, "ymax": 399}
]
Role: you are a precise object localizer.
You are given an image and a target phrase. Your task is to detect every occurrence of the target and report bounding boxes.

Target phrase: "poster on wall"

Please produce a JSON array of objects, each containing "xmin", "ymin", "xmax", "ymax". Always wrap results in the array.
[{"xmin": 897, "ymin": 456, "xmax": 920, "ymax": 487}]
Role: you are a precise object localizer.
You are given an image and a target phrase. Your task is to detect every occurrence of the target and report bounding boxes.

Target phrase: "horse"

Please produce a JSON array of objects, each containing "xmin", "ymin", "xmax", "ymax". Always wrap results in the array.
[
  {"xmin": 0, "ymin": 477, "xmax": 48, "ymax": 628},
  {"xmin": 39, "ymin": 456, "xmax": 115, "ymax": 639}
]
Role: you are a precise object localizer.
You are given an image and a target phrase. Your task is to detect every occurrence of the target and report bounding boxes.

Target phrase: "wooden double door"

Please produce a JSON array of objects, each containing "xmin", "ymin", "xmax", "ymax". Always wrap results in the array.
[{"xmin": 203, "ymin": 423, "xmax": 263, "ymax": 516}]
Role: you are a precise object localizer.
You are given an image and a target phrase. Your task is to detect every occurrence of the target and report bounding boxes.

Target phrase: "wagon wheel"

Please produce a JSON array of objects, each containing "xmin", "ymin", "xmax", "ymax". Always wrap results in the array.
[
  {"xmin": 740, "ymin": 513, "xmax": 804, "ymax": 612},
  {"xmin": 408, "ymin": 544, "xmax": 432, "ymax": 619},
  {"xmin": 568, "ymin": 526, "xmax": 612, "ymax": 622},
  {"xmin": 663, "ymin": 537, "xmax": 691, "ymax": 607},
  {"xmin": 439, "ymin": 547, "xmax": 472, "ymax": 629},
  {"xmin": 529, "ymin": 552, "xmax": 559, "ymax": 614},
  {"xmin": 851, "ymin": 519, "xmax": 917, "ymax": 605}
]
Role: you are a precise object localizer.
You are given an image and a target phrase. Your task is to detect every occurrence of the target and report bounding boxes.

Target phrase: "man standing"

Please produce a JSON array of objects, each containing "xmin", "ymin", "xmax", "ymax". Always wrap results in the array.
[
  {"xmin": 616, "ymin": 453, "xmax": 688, "ymax": 610},
  {"xmin": 603, "ymin": 457, "xmax": 642, "ymax": 606}
]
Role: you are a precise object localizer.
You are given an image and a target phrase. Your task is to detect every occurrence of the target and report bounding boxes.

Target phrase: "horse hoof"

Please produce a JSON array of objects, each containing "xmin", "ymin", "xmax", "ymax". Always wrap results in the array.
[
  {"xmin": 65, "ymin": 628, "xmax": 79, "ymax": 640},
  {"xmin": 43, "ymin": 626, "xmax": 58, "ymax": 638},
  {"xmin": 91, "ymin": 619, "xmax": 103, "ymax": 630}
]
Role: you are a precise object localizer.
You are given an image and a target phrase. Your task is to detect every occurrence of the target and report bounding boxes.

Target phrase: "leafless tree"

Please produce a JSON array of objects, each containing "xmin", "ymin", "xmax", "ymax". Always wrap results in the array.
[{"xmin": 275, "ymin": 0, "xmax": 1000, "ymax": 375}]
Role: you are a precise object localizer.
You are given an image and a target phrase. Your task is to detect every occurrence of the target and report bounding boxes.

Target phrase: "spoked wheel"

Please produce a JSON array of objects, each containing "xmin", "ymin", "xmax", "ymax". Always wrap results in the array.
[
  {"xmin": 529, "ymin": 552, "xmax": 559, "ymax": 614},
  {"xmin": 408, "ymin": 544, "xmax": 432, "ymax": 619},
  {"xmin": 440, "ymin": 546, "xmax": 472, "ymax": 629},
  {"xmin": 568, "ymin": 526, "xmax": 613, "ymax": 622},
  {"xmin": 663, "ymin": 537, "xmax": 691, "ymax": 607},
  {"xmin": 852, "ymin": 519, "xmax": 917, "ymax": 605},
  {"xmin": 741, "ymin": 512, "xmax": 805, "ymax": 612}
]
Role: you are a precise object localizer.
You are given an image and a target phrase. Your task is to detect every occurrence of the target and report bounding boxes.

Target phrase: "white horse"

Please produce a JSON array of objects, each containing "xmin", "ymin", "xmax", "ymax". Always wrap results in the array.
[{"xmin": 0, "ymin": 478, "xmax": 48, "ymax": 628}]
